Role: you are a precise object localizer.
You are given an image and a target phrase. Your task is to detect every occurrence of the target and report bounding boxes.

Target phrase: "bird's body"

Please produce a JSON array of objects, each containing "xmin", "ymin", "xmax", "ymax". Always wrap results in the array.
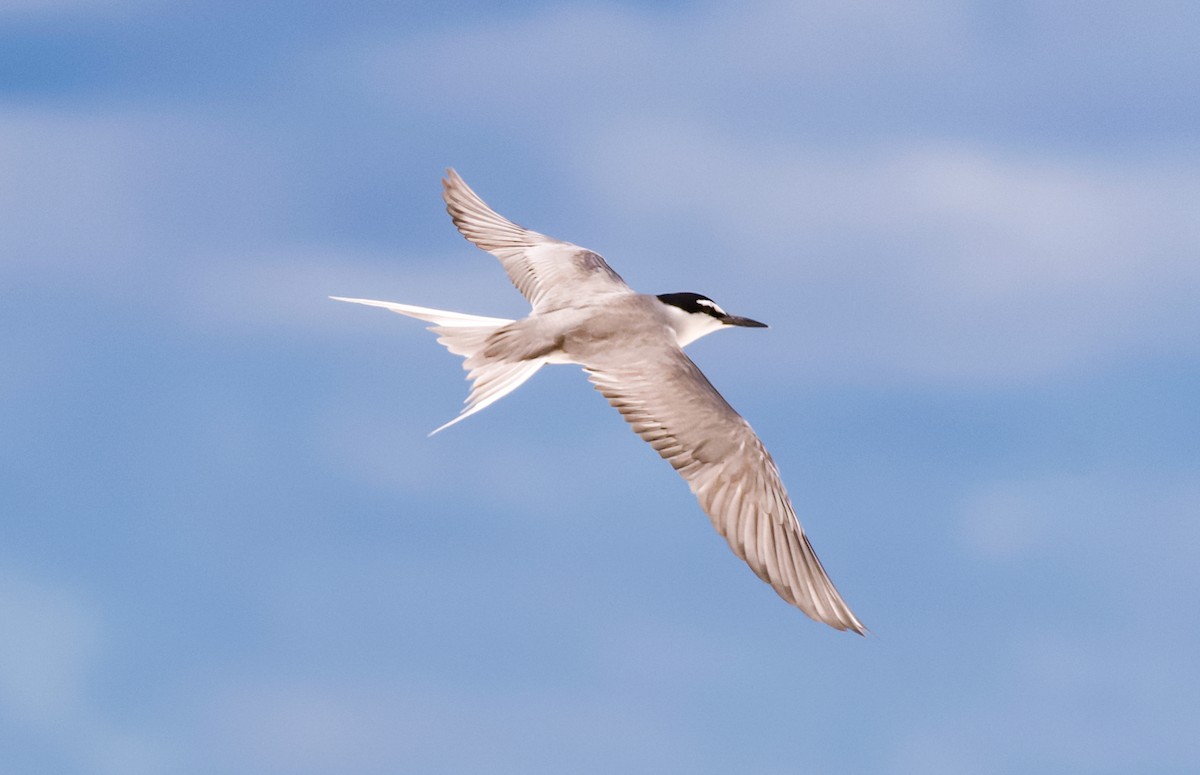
[{"xmin": 334, "ymin": 170, "xmax": 865, "ymax": 634}]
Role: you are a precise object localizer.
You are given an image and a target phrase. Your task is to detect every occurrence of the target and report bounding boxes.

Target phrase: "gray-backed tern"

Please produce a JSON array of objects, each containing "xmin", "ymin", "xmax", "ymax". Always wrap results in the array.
[{"xmin": 333, "ymin": 169, "xmax": 864, "ymax": 633}]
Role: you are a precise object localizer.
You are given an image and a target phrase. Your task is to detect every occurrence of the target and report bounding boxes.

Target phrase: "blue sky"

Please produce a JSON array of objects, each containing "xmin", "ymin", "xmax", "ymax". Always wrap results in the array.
[{"xmin": 3, "ymin": 1, "xmax": 1199, "ymax": 772}]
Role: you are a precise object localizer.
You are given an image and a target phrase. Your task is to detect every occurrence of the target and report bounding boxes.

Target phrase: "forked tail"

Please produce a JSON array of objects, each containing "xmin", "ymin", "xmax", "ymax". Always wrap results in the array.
[{"xmin": 331, "ymin": 296, "xmax": 544, "ymax": 434}]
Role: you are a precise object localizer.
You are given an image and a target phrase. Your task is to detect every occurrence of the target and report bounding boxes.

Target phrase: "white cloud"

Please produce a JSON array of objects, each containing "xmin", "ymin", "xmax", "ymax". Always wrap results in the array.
[
  {"xmin": 349, "ymin": 1, "xmax": 1200, "ymax": 387},
  {"xmin": 173, "ymin": 245, "xmax": 529, "ymax": 339},
  {"xmin": 354, "ymin": 0, "xmax": 1199, "ymax": 142},
  {"xmin": 315, "ymin": 377, "xmax": 650, "ymax": 516},
  {"xmin": 958, "ymin": 470, "xmax": 1200, "ymax": 569},
  {"xmin": 0, "ymin": 568, "xmax": 166, "ymax": 774},
  {"xmin": 939, "ymin": 469, "xmax": 1200, "ymax": 770},
  {"xmin": 0, "ymin": 110, "xmax": 148, "ymax": 282},
  {"xmin": 572, "ymin": 121, "xmax": 1200, "ymax": 385},
  {"xmin": 0, "ymin": 0, "xmax": 151, "ymax": 14},
  {"xmin": 355, "ymin": 0, "xmax": 972, "ymax": 132},
  {"xmin": 0, "ymin": 570, "xmax": 101, "ymax": 725},
  {"xmin": 959, "ymin": 478, "xmax": 1060, "ymax": 560},
  {"xmin": 202, "ymin": 677, "xmax": 695, "ymax": 774},
  {"xmin": 891, "ymin": 627, "xmax": 1200, "ymax": 773},
  {"xmin": 0, "ymin": 107, "xmax": 297, "ymax": 291}
]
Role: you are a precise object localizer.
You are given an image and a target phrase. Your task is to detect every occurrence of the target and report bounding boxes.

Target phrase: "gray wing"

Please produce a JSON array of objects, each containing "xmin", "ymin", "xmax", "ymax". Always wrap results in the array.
[
  {"xmin": 585, "ymin": 343, "xmax": 865, "ymax": 633},
  {"xmin": 442, "ymin": 169, "xmax": 632, "ymax": 312}
]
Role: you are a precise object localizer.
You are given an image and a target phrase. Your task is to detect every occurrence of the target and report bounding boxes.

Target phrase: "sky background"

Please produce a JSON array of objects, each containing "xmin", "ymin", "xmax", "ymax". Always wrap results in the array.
[{"xmin": 3, "ymin": 1, "xmax": 1199, "ymax": 773}]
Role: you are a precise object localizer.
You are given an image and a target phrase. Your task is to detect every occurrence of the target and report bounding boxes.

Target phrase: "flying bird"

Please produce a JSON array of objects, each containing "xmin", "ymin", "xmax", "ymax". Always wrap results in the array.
[{"xmin": 333, "ymin": 169, "xmax": 864, "ymax": 633}]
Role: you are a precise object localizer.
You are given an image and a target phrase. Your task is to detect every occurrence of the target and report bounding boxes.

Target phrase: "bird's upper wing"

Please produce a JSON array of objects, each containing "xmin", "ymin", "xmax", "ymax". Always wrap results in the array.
[
  {"xmin": 442, "ymin": 169, "xmax": 632, "ymax": 312},
  {"xmin": 584, "ymin": 342, "xmax": 865, "ymax": 633}
]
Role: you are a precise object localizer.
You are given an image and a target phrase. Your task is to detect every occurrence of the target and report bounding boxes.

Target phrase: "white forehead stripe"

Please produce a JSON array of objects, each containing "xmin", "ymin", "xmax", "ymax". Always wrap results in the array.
[{"xmin": 696, "ymin": 299, "xmax": 726, "ymax": 315}]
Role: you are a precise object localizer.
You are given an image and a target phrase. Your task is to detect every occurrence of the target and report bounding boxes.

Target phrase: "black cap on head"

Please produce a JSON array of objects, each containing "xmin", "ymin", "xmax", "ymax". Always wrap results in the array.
[
  {"xmin": 656, "ymin": 292, "xmax": 767, "ymax": 327},
  {"xmin": 657, "ymin": 292, "xmax": 721, "ymax": 316}
]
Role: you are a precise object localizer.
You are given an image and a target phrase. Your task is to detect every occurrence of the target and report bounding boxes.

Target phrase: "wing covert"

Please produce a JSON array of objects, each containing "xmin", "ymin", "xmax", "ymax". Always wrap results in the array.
[{"xmin": 442, "ymin": 169, "xmax": 631, "ymax": 311}]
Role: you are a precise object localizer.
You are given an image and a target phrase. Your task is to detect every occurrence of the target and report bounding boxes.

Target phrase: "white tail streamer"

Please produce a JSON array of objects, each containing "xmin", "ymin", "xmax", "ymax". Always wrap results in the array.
[{"xmin": 330, "ymin": 296, "xmax": 544, "ymax": 434}]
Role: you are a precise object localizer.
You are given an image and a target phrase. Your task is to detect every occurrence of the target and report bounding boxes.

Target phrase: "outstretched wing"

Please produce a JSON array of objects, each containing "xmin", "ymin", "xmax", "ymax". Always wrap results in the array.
[
  {"xmin": 442, "ymin": 169, "xmax": 632, "ymax": 312},
  {"xmin": 584, "ymin": 343, "xmax": 865, "ymax": 633}
]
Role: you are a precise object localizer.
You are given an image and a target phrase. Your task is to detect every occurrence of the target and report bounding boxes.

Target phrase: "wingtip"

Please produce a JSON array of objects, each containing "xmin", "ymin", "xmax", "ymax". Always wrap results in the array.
[
  {"xmin": 427, "ymin": 416, "xmax": 459, "ymax": 437},
  {"xmin": 839, "ymin": 610, "xmax": 869, "ymax": 636},
  {"xmin": 442, "ymin": 167, "xmax": 470, "ymax": 209},
  {"xmin": 329, "ymin": 295, "xmax": 377, "ymax": 307},
  {"xmin": 428, "ymin": 407, "xmax": 473, "ymax": 436}
]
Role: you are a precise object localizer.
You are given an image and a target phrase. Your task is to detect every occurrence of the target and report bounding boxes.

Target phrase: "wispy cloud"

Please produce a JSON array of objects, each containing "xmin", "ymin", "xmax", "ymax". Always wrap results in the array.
[
  {"xmin": 3, "ymin": 2, "xmax": 1198, "ymax": 772},
  {"xmin": 892, "ymin": 625, "xmax": 1200, "ymax": 773},
  {"xmin": 0, "ymin": 569, "xmax": 164, "ymax": 774},
  {"xmin": 0, "ymin": 0, "xmax": 148, "ymax": 14},
  {"xmin": 576, "ymin": 122, "xmax": 1200, "ymax": 384},
  {"xmin": 351, "ymin": 0, "xmax": 1200, "ymax": 386},
  {"xmin": 0, "ymin": 569, "xmax": 100, "ymax": 725},
  {"xmin": 0, "ymin": 107, "xmax": 298, "ymax": 289}
]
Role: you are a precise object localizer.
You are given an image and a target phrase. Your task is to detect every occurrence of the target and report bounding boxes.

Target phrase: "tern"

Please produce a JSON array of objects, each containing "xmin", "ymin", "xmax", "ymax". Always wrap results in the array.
[{"xmin": 333, "ymin": 170, "xmax": 864, "ymax": 633}]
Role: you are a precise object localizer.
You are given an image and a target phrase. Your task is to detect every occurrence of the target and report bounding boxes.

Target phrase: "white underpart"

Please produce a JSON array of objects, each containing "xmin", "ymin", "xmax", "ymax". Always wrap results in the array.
[{"xmin": 663, "ymin": 304, "xmax": 727, "ymax": 347}]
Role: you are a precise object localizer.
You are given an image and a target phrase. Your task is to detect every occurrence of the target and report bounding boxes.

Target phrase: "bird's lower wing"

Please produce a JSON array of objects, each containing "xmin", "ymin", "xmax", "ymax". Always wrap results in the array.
[{"xmin": 584, "ymin": 347, "xmax": 865, "ymax": 634}]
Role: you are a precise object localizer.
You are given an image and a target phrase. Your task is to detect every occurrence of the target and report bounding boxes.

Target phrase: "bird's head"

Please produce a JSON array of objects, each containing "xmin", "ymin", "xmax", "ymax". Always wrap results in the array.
[{"xmin": 656, "ymin": 292, "xmax": 768, "ymax": 347}]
